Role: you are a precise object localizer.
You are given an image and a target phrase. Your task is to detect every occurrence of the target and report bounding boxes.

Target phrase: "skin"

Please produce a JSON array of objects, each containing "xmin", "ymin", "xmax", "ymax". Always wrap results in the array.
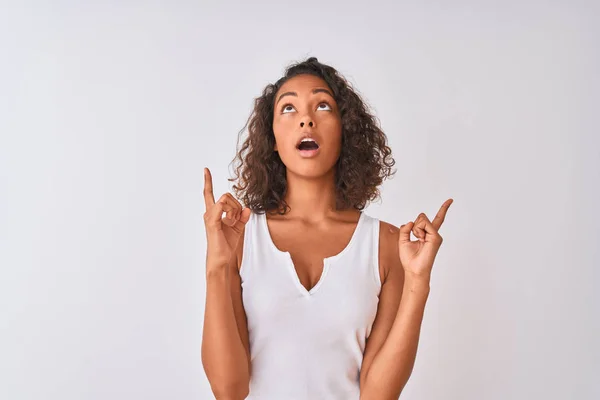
[
  {"xmin": 201, "ymin": 73, "xmax": 453, "ymax": 399},
  {"xmin": 268, "ymin": 74, "xmax": 365, "ymax": 291}
]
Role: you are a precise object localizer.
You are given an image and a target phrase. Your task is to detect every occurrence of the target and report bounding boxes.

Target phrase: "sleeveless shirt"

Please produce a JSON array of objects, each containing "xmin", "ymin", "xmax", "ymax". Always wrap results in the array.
[{"xmin": 239, "ymin": 210, "xmax": 382, "ymax": 399}]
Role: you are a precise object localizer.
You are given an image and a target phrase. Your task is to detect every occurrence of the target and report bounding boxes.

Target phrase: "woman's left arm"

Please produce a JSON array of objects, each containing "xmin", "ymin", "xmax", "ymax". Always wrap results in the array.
[
  {"xmin": 360, "ymin": 199, "xmax": 453, "ymax": 399},
  {"xmin": 360, "ymin": 270, "xmax": 430, "ymax": 399}
]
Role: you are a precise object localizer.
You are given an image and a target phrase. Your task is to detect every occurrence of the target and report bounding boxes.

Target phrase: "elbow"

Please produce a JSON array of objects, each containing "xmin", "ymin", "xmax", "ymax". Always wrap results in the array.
[
  {"xmin": 211, "ymin": 381, "xmax": 249, "ymax": 400},
  {"xmin": 201, "ymin": 348, "xmax": 250, "ymax": 399},
  {"xmin": 360, "ymin": 374, "xmax": 409, "ymax": 400},
  {"xmin": 203, "ymin": 368, "xmax": 249, "ymax": 400}
]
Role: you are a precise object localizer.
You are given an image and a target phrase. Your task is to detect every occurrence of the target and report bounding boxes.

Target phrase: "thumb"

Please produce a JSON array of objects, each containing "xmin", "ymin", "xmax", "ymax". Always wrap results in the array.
[
  {"xmin": 238, "ymin": 207, "xmax": 252, "ymax": 225},
  {"xmin": 230, "ymin": 207, "xmax": 251, "ymax": 234},
  {"xmin": 399, "ymin": 222, "xmax": 414, "ymax": 244}
]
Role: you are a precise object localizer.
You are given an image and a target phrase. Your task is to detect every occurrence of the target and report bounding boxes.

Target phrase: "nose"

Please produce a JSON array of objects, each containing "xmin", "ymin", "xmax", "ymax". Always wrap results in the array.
[{"xmin": 299, "ymin": 118, "xmax": 314, "ymax": 128}]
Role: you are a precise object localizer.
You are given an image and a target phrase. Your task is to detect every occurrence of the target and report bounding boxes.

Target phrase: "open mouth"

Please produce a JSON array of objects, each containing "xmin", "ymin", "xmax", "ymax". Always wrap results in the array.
[{"xmin": 296, "ymin": 138, "xmax": 320, "ymax": 151}]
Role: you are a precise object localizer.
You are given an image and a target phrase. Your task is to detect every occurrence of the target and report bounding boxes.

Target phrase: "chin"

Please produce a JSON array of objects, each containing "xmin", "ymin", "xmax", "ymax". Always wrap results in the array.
[{"xmin": 285, "ymin": 161, "xmax": 337, "ymax": 179}]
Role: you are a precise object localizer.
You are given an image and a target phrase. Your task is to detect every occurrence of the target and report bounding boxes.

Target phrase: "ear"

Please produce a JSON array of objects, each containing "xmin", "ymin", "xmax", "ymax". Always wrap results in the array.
[{"xmin": 274, "ymin": 142, "xmax": 278, "ymax": 152}]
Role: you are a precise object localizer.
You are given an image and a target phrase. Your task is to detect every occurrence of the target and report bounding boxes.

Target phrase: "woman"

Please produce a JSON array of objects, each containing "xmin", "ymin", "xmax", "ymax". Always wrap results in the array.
[{"xmin": 201, "ymin": 57, "xmax": 452, "ymax": 399}]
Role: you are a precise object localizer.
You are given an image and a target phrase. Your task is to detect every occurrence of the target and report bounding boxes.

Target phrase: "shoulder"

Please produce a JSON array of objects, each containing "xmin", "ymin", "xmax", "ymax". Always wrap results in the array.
[
  {"xmin": 234, "ymin": 209, "xmax": 262, "ymax": 272},
  {"xmin": 376, "ymin": 218, "xmax": 403, "ymax": 285}
]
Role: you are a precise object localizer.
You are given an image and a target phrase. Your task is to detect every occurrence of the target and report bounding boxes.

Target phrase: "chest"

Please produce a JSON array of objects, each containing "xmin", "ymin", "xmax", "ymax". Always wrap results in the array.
[{"xmin": 265, "ymin": 217, "xmax": 359, "ymax": 292}]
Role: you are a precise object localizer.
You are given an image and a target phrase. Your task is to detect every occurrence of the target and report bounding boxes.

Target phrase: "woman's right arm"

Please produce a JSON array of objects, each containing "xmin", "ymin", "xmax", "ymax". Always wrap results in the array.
[
  {"xmin": 202, "ymin": 256, "xmax": 251, "ymax": 399},
  {"xmin": 201, "ymin": 168, "xmax": 251, "ymax": 400}
]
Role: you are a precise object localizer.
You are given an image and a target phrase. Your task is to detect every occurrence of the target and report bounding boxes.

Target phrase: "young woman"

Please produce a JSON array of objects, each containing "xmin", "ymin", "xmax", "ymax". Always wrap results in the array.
[{"xmin": 201, "ymin": 57, "xmax": 453, "ymax": 400}]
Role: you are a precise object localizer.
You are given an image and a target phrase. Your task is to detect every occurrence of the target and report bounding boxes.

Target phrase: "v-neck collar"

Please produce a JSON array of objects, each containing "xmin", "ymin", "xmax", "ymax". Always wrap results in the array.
[{"xmin": 260, "ymin": 212, "xmax": 366, "ymax": 296}]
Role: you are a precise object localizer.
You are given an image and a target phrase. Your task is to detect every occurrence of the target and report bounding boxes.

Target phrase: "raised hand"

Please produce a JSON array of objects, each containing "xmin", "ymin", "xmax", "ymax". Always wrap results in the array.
[
  {"xmin": 203, "ymin": 167, "xmax": 251, "ymax": 270},
  {"xmin": 398, "ymin": 199, "xmax": 453, "ymax": 280}
]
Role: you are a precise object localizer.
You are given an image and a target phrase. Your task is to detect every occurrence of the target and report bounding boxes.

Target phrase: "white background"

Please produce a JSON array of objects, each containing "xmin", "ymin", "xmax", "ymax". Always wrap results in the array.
[{"xmin": 1, "ymin": 1, "xmax": 598, "ymax": 399}]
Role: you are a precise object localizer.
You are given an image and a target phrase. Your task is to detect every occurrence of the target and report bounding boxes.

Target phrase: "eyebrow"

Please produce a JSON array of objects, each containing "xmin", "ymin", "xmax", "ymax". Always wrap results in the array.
[{"xmin": 276, "ymin": 88, "xmax": 335, "ymax": 106}]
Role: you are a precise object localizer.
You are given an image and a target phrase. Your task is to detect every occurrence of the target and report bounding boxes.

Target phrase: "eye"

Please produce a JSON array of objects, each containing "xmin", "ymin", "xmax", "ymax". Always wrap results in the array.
[
  {"xmin": 281, "ymin": 104, "xmax": 295, "ymax": 114},
  {"xmin": 317, "ymin": 102, "xmax": 332, "ymax": 111}
]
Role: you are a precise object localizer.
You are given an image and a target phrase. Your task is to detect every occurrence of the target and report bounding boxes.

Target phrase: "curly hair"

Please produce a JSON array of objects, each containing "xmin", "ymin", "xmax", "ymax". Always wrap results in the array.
[{"xmin": 228, "ymin": 56, "xmax": 396, "ymax": 215}]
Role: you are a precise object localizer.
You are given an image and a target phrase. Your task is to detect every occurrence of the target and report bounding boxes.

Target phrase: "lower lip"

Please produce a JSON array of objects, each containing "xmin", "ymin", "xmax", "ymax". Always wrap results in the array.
[{"xmin": 297, "ymin": 147, "xmax": 320, "ymax": 158}]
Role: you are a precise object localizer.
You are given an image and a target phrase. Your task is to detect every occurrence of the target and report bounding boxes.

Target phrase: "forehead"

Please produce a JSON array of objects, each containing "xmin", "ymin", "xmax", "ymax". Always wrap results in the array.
[{"xmin": 276, "ymin": 74, "xmax": 332, "ymax": 96}]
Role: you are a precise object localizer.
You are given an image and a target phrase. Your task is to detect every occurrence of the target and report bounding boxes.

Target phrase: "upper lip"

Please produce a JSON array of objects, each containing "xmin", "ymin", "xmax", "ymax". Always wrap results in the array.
[{"xmin": 296, "ymin": 133, "xmax": 320, "ymax": 148}]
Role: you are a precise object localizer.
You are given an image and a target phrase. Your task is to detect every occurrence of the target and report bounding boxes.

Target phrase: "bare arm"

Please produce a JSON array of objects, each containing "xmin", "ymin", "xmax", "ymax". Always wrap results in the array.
[
  {"xmin": 361, "ymin": 276, "xmax": 429, "ymax": 398},
  {"xmin": 201, "ymin": 168, "xmax": 251, "ymax": 400},
  {"xmin": 359, "ymin": 222, "xmax": 430, "ymax": 399},
  {"xmin": 201, "ymin": 258, "xmax": 250, "ymax": 399},
  {"xmin": 360, "ymin": 200, "xmax": 451, "ymax": 399}
]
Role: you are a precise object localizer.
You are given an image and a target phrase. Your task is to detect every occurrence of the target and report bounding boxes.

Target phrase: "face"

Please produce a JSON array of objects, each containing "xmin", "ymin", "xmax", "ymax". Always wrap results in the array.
[{"xmin": 272, "ymin": 74, "xmax": 342, "ymax": 178}]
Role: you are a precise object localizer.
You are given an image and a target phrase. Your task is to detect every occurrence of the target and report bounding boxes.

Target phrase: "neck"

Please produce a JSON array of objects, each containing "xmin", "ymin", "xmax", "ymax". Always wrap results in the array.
[{"xmin": 281, "ymin": 168, "xmax": 339, "ymax": 221}]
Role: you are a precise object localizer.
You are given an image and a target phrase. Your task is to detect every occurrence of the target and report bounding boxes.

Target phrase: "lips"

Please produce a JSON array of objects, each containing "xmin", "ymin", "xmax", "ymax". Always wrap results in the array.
[
  {"xmin": 297, "ymin": 146, "xmax": 320, "ymax": 158},
  {"xmin": 296, "ymin": 136, "xmax": 320, "ymax": 150}
]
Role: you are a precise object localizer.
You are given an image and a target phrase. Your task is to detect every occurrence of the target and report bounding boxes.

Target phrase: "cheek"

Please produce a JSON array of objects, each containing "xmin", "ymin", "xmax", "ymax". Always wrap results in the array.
[
  {"xmin": 273, "ymin": 116, "xmax": 294, "ymax": 132},
  {"xmin": 320, "ymin": 116, "xmax": 343, "ymax": 141},
  {"xmin": 272, "ymin": 118, "xmax": 295, "ymax": 149}
]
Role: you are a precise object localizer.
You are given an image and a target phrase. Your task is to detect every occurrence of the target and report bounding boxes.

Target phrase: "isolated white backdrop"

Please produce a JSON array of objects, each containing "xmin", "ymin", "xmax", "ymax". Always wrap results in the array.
[{"xmin": 1, "ymin": 1, "xmax": 598, "ymax": 399}]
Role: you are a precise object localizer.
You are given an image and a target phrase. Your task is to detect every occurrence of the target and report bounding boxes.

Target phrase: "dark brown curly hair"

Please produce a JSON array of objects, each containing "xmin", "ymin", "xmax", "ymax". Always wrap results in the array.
[{"xmin": 229, "ymin": 56, "xmax": 396, "ymax": 215}]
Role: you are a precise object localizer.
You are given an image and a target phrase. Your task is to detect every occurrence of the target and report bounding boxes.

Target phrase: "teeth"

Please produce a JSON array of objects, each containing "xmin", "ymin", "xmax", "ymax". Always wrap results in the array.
[{"xmin": 299, "ymin": 138, "xmax": 318, "ymax": 146}]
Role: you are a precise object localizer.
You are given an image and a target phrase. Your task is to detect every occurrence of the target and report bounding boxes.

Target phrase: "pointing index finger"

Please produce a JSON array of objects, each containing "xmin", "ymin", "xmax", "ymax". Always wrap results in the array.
[
  {"xmin": 432, "ymin": 198, "xmax": 453, "ymax": 231},
  {"xmin": 203, "ymin": 167, "xmax": 216, "ymax": 209}
]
